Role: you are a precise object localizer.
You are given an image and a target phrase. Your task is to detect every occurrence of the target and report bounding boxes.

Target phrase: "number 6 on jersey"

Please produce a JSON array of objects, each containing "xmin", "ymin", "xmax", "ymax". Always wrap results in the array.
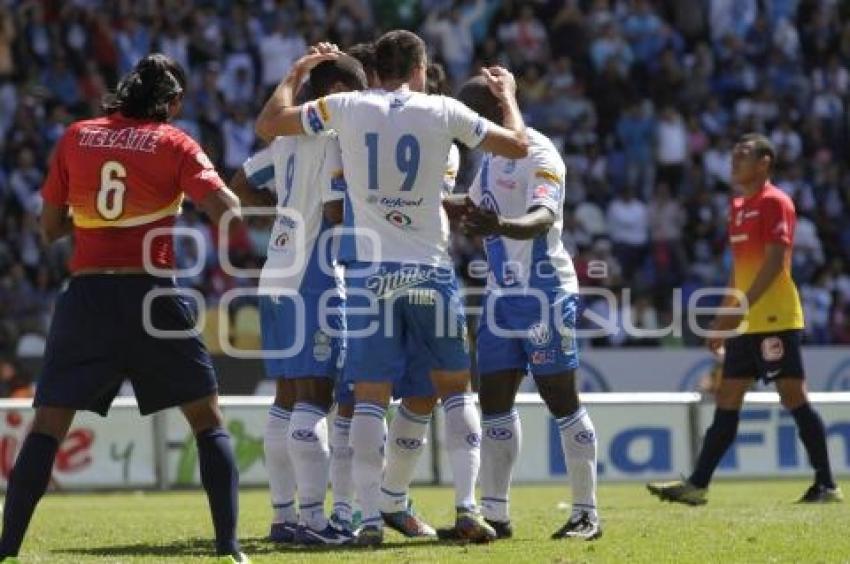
[{"xmin": 96, "ymin": 160, "xmax": 127, "ymax": 220}]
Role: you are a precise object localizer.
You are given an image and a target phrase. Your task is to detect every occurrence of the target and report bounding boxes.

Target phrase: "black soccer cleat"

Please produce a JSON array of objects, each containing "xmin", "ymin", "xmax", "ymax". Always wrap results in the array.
[
  {"xmin": 646, "ymin": 478, "xmax": 708, "ymax": 506},
  {"xmin": 797, "ymin": 483, "xmax": 844, "ymax": 503},
  {"xmin": 551, "ymin": 511, "xmax": 602, "ymax": 541},
  {"xmin": 484, "ymin": 518, "xmax": 513, "ymax": 539}
]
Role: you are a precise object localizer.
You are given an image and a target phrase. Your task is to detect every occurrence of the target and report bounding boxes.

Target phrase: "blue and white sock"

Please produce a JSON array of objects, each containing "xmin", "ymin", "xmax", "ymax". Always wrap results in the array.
[
  {"xmin": 330, "ymin": 414, "xmax": 354, "ymax": 524},
  {"xmin": 442, "ymin": 393, "xmax": 481, "ymax": 511},
  {"xmin": 264, "ymin": 406, "xmax": 297, "ymax": 524},
  {"xmin": 289, "ymin": 402, "xmax": 331, "ymax": 531},
  {"xmin": 480, "ymin": 408, "xmax": 521, "ymax": 522},
  {"xmin": 351, "ymin": 402, "xmax": 388, "ymax": 529},
  {"xmin": 556, "ymin": 407, "xmax": 598, "ymax": 522},
  {"xmin": 380, "ymin": 406, "xmax": 431, "ymax": 513}
]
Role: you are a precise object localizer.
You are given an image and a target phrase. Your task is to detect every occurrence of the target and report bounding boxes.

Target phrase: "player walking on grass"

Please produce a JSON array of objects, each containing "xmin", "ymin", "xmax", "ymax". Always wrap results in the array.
[
  {"xmin": 256, "ymin": 31, "xmax": 528, "ymax": 545},
  {"xmin": 0, "ymin": 54, "xmax": 248, "ymax": 563},
  {"xmin": 647, "ymin": 134, "xmax": 842, "ymax": 506},
  {"xmin": 450, "ymin": 76, "xmax": 601, "ymax": 541},
  {"xmin": 242, "ymin": 56, "xmax": 368, "ymax": 545}
]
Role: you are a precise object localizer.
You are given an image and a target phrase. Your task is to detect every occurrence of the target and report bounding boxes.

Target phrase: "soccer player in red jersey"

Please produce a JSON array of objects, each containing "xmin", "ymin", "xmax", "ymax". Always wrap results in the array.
[
  {"xmin": 648, "ymin": 134, "xmax": 842, "ymax": 505},
  {"xmin": 0, "ymin": 54, "xmax": 250, "ymax": 563}
]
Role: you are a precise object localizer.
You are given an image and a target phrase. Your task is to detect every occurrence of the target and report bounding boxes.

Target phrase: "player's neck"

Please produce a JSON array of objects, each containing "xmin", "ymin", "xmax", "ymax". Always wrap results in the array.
[
  {"xmin": 380, "ymin": 79, "xmax": 411, "ymax": 92},
  {"xmin": 741, "ymin": 178, "xmax": 769, "ymax": 198}
]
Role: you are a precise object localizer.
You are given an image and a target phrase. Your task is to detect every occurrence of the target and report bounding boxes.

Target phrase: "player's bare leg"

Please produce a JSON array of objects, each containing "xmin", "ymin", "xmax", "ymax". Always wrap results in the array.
[
  {"xmin": 478, "ymin": 369, "xmax": 524, "ymax": 539},
  {"xmin": 432, "ymin": 370, "xmax": 496, "ymax": 544},
  {"xmin": 536, "ymin": 372, "xmax": 601, "ymax": 540},
  {"xmin": 180, "ymin": 394, "xmax": 246, "ymax": 562},
  {"xmin": 775, "ymin": 379, "xmax": 843, "ymax": 503},
  {"xmin": 350, "ymin": 381, "xmax": 392, "ymax": 546},
  {"xmin": 262, "ymin": 378, "xmax": 297, "ymax": 542},
  {"xmin": 381, "ymin": 395, "xmax": 438, "ymax": 537},
  {"xmin": 648, "ymin": 378, "xmax": 750, "ymax": 506},
  {"xmin": 0, "ymin": 407, "xmax": 76, "ymax": 560},
  {"xmin": 290, "ymin": 378, "xmax": 351, "ymax": 544}
]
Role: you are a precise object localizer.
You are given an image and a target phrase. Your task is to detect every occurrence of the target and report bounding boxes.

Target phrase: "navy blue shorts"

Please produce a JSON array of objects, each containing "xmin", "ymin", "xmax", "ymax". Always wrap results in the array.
[
  {"xmin": 723, "ymin": 330, "xmax": 804, "ymax": 383},
  {"xmin": 35, "ymin": 275, "xmax": 218, "ymax": 416}
]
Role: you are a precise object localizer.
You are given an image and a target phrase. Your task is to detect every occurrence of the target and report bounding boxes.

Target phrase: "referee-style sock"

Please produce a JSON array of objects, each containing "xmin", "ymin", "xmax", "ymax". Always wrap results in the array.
[
  {"xmin": 0, "ymin": 432, "xmax": 59, "ymax": 557},
  {"xmin": 196, "ymin": 427, "xmax": 241, "ymax": 556},
  {"xmin": 351, "ymin": 402, "xmax": 388, "ymax": 529},
  {"xmin": 289, "ymin": 403, "xmax": 331, "ymax": 531},
  {"xmin": 330, "ymin": 414, "xmax": 354, "ymax": 524},
  {"xmin": 442, "ymin": 393, "xmax": 482, "ymax": 511},
  {"xmin": 264, "ymin": 407, "xmax": 298, "ymax": 524},
  {"xmin": 689, "ymin": 408, "xmax": 740, "ymax": 489},
  {"xmin": 792, "ymin": 403, "xmax": 837, "ymax": 489},
  {"xmin": 380, "ymin": 405, "xmax": 431, "ymax": 514},
  {"xmin": 480, "ymin": 409, "xmax": 521, "ymax": 523},
  {"xmin": 556, "ymin": 407, "xmax": 599, "ymax": 521}
]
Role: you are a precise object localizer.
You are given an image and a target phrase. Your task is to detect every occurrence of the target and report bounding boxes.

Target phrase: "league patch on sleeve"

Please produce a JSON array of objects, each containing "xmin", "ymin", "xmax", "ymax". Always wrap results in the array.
[
  {"xmin": 533, "ymin": 184, "xmax": 559, "ymax": 201},
  {"xmin": 306, "ymin": 105, "xmax": 325, "ymax": 133}
]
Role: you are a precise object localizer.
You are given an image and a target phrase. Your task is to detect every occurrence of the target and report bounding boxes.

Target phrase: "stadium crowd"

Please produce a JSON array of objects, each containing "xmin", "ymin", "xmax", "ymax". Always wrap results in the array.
[{"xmin": 2, "ymin": 0, "xmax": 850, "ymax": 363}]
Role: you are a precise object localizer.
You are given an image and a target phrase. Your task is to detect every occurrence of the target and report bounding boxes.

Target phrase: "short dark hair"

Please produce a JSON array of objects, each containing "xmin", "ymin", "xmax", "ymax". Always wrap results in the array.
[
  {"xmin": 309, "ymin": 55, "xmax": 368, "ymax": 99},
  {"xmin": 374, "ymin": 30, "xmax": 427, "ymax": 82},
  {"xmin": 738, "ymin": 133, "xmax": 776, "ymax": 169},
  {"xmin": 347, "ymin": 42, "xmax": 376, "ymax": 76},
  {"xmin": 102, "ymin": 53, "xmax": 186, "ymax": 121},
  {"xmin": 426, "ymin": 63, "xmax": 450, "ymax": 95},
  {"xmin": 456, "ymin": 75, "xmax": 503, "ymax": 125}
]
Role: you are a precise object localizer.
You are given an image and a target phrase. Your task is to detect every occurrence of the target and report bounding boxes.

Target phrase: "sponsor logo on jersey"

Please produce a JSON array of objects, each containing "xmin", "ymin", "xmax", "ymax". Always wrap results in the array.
[
  {"xmin": 313, "ymin": 330, "xmax": 332, "ymax": 362},
  {"xmin": 407, "ymin": 288, "xmax": 436, "ymax": 305},
  {"xmin": 533, "ymin": 184, "xmax": 558, "ymax": 201},
  {"xmin": 306, "ymin": 106, "xmax": 324, "ymax": 133},
  {"xmin": 379, "ymin": 196, "xmax": 424, "ymax": 208},
  {"xmin": 395, "ymin": 437, "xmax": 422, "ymax": 449},
  {"xmin": 277, "ymin": 216, "xmax": 297, "ymax": 229},
  {"xmin": 486, "ymin": 427, "xmax": 513, "ymax": 440},
  {"xmin": 531, "ymin": 350, "xmax": 556, "ymax": 365},
  {"xmin": 534, "ymin": 169, "xmax": 562, "ymax": 183},
  {"xmin": 574, "ymin": 430, "xmax": 595, "ymax": 444},
  {"xmin": 272, "ymin": 232, "xmax": 289, "ymax": 249},
  {"xmin": 390, "ymin": 98, "xmax": 405, "ymax": 109},
  {"xmin": 528, "ymin": 322, "xmax": 552, "ymax": 347},
  {"xmin": 496, "ymin": 178, "xmax": 518, "ymax": 190},
  {"xmin": 365, "ymin": 266, "xmax": 434, "ymax": 300},
  {"xmin": 385, "ymin": 210, "xmax": 413, "ymax": 229}
]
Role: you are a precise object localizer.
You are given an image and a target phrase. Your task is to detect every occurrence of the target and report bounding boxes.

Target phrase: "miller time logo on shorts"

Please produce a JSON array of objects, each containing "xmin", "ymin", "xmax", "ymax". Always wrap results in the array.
[
  {"xmin": 528, "ymin": 322, "xmax": 552, "ymax": 348},
  {"xmin": 365, "ymin": 266, "xmax": 434, "ymax": 301},
  {"xmin": 312, "ymin": 330, "xmax": 332, "ymax": 362}
]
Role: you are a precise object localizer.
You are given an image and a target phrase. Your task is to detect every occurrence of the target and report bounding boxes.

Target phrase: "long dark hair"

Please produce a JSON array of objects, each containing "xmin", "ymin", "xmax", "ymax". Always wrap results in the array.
[{"xmin": 102, "ymin": 53, "xmax": 186, "ymax": 121}]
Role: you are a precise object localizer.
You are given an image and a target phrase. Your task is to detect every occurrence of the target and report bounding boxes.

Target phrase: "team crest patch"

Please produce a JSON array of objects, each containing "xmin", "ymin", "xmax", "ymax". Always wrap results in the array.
[
  {"xmin": 313, "ymin": 330, "xmax": 332, "ymax": 362},
  {"xmin": 761, "ymin": 336, "xmax": 784, "ymax": 362},
  {"xmin": 528, "ymin": 322, "xmax": 552, "ymax": 348}
]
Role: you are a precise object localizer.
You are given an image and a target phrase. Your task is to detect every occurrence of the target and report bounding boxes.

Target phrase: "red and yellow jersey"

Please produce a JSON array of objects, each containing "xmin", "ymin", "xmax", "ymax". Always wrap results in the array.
[
  {"xmin": 42, "ymin": 113, "xmax": 225, "ymax": 272},
  {"xmin": 728, "ymin": 182, "xmax": 804, "ymax": 333}
]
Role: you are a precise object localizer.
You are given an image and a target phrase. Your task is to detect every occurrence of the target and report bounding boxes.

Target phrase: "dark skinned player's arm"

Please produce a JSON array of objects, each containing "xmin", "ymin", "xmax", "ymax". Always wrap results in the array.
[
  {"xmin": 323, "ymin": 200, "xmax": 343, "ymax": 225},
  {"xmin": 228, "ymin": 167, "xmax": 277, "ymax": 208},
  {"xmin": 198, "ymin": 185, "xmax": 244, "ymax": 236},
  {"xmin": 464, "ymin": 202, "xmax": 555, "ymax": 240},
  {"xmin": 40, "ymin": 202, "xmax": 74, "ymax": 244}
]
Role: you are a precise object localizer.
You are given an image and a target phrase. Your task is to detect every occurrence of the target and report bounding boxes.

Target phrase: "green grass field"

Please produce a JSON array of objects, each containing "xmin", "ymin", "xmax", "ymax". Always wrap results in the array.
[{"xmin": 13, "ymin": 480, "xmax": 850, "ymax": 563}]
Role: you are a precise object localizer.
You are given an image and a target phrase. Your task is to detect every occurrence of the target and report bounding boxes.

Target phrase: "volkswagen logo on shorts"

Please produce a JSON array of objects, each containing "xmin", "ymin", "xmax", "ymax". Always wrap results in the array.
[
  {"xmin": 385, "ymin": 210, "xmax": 412, "ymax": 229},
  {"xmin": 466, "ymin": 433, "xmax": 481, "ymax": 447},
  {"xmin": 396, "ymin": 437, "xmax": 422, "ymax": 450},
  {"xmin": 486, "ymin": 427, "xmax": 513, "ymax": 440},
  {"xmin": 575, "ymin": 430, "xmax": 595, "ymax": 444},
  {"xmin": 527, "ymin": 322, "xmax": 552, "ymax": 348},
  {"xmin": 291, "ymin": 429, "xmax": 318, "ymax": 442}
]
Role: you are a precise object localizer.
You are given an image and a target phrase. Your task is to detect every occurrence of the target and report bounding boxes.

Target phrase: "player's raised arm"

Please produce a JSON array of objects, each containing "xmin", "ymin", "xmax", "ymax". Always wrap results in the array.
[
  {"xmin": 256, "ymin": 44, "xmax": 340, "ymax": 141},
  {"xmin": 476, "ymin": 67, "xmax": 529, "ymax": 159}
]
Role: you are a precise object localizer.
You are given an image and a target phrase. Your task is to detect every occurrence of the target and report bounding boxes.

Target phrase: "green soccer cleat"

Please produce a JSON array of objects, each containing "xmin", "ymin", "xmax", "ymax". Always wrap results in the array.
[
  {"xmin": 797, "ymin": 484, "xmax": 844, "ymax": 503},
  {"xmin": 382, "ymin": 500, "xmax": 437, "ymax": 538},
  {"xmin": 647, "ymin": 478, "xmax": 708, "ymax": 506},
  {"xmin": 436, "ymin": 508, "xmax": 497, "ymax": 544},
  {"xmin": 353, "ymin": 525, "xmax": 384, "ymax": 547},
  {"xmin": 214, "ymin": 552, "xmax": 250, "ymax": 563}
]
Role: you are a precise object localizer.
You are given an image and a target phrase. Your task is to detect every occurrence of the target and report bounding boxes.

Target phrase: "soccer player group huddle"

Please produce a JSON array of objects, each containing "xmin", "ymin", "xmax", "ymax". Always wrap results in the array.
[{"xmin": 0, "ymin": 26, "xmax": 841, "ymax": 564}]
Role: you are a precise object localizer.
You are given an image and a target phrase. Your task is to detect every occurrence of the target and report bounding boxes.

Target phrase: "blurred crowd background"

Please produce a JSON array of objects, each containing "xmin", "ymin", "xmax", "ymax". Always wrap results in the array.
[{"xmin": 2, "ymin": 0, "xmax": 850, "ymax": 377}]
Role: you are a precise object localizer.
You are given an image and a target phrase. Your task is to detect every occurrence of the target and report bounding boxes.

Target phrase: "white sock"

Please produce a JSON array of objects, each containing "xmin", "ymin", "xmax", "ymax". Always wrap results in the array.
[
  {"xmin": 330, "ymin": 414, "xmax": 354, "ymax": 523},
  {"xmin": 289, "ymin": 402, "xmax": 331, "ymax": 531},
  {"xmin": 380, "ymin": 405, "xmax": 431, "ymax": 513},
  {"xmin": 351, "ymin": 402, "xmax": 387, "ymax": 529},
  {"xmin": 442, "ymin": 393, "xmax": 481, "ymax": 510},
  {"xmin": 556, "ymin": 406, "xmax": 599, "ymax": 521},
  {"xmin": 264, "ymin": 406, "xmax": 298, "ymax": 524},
  {"xmin": 480, "ymin": 408, "xmax": 521, "ymax": 522}
]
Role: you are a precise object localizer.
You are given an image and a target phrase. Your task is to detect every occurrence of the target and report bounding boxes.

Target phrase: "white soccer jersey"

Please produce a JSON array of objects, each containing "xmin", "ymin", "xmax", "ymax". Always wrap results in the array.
[
  {"xmin": 242, "ymin": 135, "xmax": 345, "ymax": 294},
  {"xmin": 301, "ymin": 89, "xmax": 488, "ymax": 267},
  {"xmin": 444, "ymin": 144, "xmax": 460, "ymax": 193},
  {"xmin": 469, "ymin": 128, "xmax": 578, "ymax": 295}
]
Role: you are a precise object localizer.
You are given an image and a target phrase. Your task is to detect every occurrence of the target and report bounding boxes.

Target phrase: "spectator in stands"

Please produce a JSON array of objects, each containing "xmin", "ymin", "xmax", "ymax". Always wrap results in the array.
[
  {"xmin": 655, "ymin": 106, "xmax": 688, "ymax": 195},
  {"xmin": 607, "ymin": 186, "xmax": 648, "ymax": 280}
]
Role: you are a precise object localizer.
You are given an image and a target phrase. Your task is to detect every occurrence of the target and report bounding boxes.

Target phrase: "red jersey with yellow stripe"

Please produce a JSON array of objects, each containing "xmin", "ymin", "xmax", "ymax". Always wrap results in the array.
[
  {"xmin": 41, "ymin": 114, "xmax": 224, "ymax": 272},
  {"xmin": 728, "ymin": 182, "xmax": 804, "ymax": 333}
]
